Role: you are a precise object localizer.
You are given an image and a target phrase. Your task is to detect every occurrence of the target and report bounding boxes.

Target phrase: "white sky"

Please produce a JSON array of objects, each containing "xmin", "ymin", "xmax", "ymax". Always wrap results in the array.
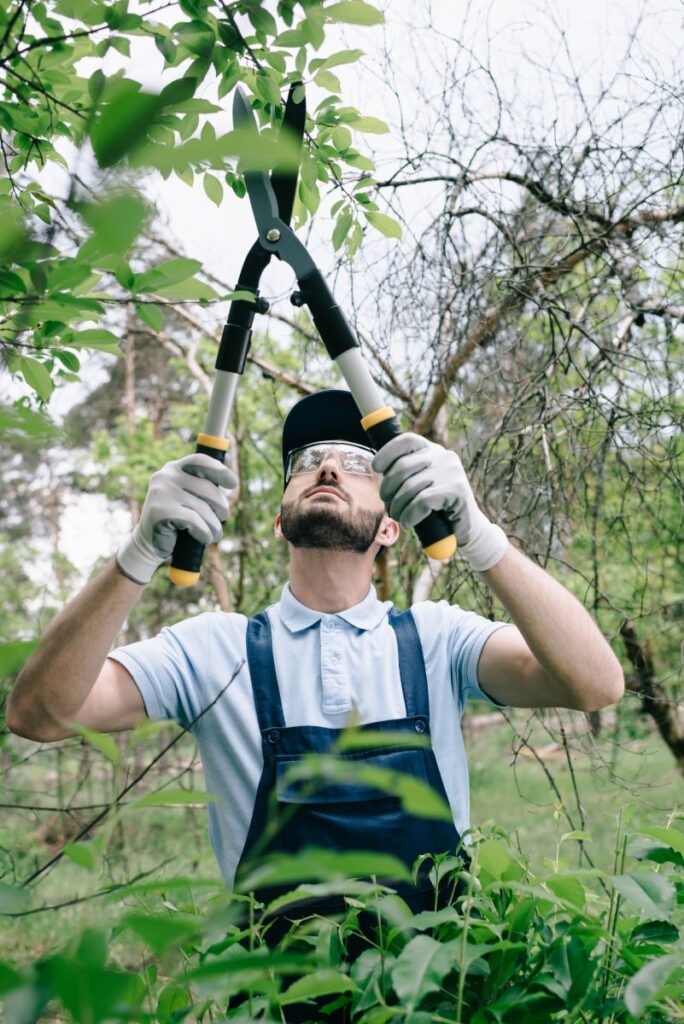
[{"xmin": 9, "ymin": 0, "xmax": 683, "ymax": 578}]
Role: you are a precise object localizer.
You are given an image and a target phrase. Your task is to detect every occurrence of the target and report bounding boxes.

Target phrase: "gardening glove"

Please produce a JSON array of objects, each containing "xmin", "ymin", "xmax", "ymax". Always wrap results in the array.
[
  {"xmin": 372, "ymin": 433, "xmax": 508, "ymax": 571},
  {"xmin": 116, "ymin": 454, "xmax": 237, "ymax": 585}
]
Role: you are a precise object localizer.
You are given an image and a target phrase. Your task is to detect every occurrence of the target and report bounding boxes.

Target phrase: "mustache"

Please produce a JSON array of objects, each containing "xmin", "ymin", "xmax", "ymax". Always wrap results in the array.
[{"xmin": 303, "ymin": 481, "xmax": 350, "ymax": 501}]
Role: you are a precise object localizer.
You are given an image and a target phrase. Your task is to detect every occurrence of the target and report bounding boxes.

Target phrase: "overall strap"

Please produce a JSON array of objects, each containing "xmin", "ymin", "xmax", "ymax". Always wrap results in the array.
[
  {"xmin": 388, "ymin": 608, "xmax": 430, "ymax": 719},
  {"xmin": 246, "ymin": 611, "xmax": 286, "ymax": 731}
]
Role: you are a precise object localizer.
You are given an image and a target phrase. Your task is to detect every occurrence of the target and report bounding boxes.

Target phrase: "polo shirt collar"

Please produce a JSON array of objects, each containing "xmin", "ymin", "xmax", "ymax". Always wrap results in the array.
[{"xmin": 278, "ymin": 581, "xmax": 390, "ymax": 633}]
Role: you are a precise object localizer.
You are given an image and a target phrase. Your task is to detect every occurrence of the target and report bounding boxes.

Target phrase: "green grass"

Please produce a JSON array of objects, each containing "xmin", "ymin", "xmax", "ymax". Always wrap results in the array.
[{"xmin": 467, "ymin": 705, "xmax": 681, "ymax": 873}]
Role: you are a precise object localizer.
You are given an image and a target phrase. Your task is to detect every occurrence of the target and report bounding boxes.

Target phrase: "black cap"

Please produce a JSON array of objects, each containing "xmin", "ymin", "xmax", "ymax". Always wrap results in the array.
[{"xmin": 282, "ymin": 389, "xmax": 373, "ymax": 478}]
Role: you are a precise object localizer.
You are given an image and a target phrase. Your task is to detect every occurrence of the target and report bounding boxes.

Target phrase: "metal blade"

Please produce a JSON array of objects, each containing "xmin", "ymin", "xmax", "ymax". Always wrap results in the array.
[
  {"xmin": 271, "ymin": 83, "xmax": 306, "ymax": 226},
  {"xmin": 232, "ymin": 86, "xmax": 280, "ymax": 228}
]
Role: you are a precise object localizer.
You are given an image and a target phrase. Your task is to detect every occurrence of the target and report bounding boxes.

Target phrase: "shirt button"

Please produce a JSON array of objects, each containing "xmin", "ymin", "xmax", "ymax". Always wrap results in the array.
[
  {"xmin": 415, "ymin": 719, "xmax": 426, "ymax": 733},
  {"xmin": 324, "ymin": 619, "xmax": 336, "ymax": 631},
  {"xmin": 267, "ymin": 729, "xmax": 280, "ymax": 744}
]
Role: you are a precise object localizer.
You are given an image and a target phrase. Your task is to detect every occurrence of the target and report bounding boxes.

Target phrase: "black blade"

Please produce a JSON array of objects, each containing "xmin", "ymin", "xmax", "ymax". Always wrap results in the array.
[
  {"xmin": 271, "ymin": 83, "xmax": 306, "ymax": 226},
  {"xmin": 232, "ymin": 86, "xmax": 280, "ymax": 228}
]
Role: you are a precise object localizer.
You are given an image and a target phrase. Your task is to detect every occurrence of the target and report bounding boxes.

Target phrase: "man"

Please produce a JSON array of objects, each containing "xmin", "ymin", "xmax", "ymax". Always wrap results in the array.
[{"xmin": 7, "ymin": 389, "xmax": 624, "ymax": 903}]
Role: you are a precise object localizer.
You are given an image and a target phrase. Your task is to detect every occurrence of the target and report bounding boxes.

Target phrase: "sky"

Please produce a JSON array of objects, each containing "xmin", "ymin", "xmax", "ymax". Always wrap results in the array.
[{"xmin": 12, "ymin": 0, "xmax": 683, "ymax": 579}]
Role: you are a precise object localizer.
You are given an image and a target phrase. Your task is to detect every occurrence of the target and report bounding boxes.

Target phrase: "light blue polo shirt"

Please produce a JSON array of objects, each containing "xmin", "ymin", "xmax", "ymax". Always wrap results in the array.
[{"xmin": 109, "ymin": 584, "xmax": 510, "ymax": 887}]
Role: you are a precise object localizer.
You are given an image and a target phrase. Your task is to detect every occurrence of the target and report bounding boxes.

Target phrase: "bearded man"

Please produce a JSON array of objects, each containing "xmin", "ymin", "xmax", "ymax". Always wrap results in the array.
[{"xmin": 8, "ymin": 388, "xmax": 623, "ymax": 919}]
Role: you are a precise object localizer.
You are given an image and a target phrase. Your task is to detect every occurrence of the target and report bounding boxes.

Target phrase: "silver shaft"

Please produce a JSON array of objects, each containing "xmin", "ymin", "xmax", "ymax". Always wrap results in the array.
[
  {"xmin": 204, "ymin": 370, "xmax": 239, "ymax": 438},
  {"xmin": 335, "ymin": 349, "xmax": 389, "ymax": 416}
]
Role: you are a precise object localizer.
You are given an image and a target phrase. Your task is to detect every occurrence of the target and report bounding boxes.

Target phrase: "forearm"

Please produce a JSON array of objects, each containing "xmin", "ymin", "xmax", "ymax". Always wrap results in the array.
[
  {"xmin": 481, "ymin": 543, "xmax": 625, "ymax": 708},
  {"xmin": 7, "ymin": 557, "xmax": 143, "ymax": 733}
]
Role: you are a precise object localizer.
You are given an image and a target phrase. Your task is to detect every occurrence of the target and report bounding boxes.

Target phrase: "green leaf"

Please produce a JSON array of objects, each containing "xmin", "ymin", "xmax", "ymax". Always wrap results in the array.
[
  {"xmin": 351, "ymin": 115, "xmax": 389, "ymax": 133},
  {"xmin": 560, "ymin": 830, "xmax": 593, "ymax": 845},
  {"xmin": 63, "ymin": 841, "xmax": 98, "ymax": 872},
  {"xmin": 637, "ymin": 826, "xmax": 684, "ymax": 858},
  {"xmin": 298, "ymin": 180, "xmax": 320, "ymax": 215},
  {"xmin": 545, "ymin": 874, "xmax": 586, "ymax": 909},
  {"xmin": 365, "ymin": 209, "xmax": 402, "ymax": 239},
  {"xmin": 627, "ymin": 835, "xmax": 683, "ymax": 865},
  {"xmin": 134, "ymin": 257, "xmax": 202, "ymax": 293},
  {"xmin": 184, "ymin": 948, "xmax": 312, "ymax": 982},
  {"xmin": 91, "ymin": 81, "xmax": 165, "ymax": 168},
  {"xmin": 314, "ymin": 69, "xmax": 342, "ymax": 93},
  {"xmin": 203, "ymin": 172, "xmax": 223, "ymax": 206},
  {"xmin": 0, "ymin": 639, "xmax": 37, "ymax": 677},
  {"xmin": 153, "ymin": 278, "xmax": 218, "ymax": 301},
  {"xmin": 0, "ymin": 961, "xmax": 24, "ymax": 995},
  {"xmin": 280, "ymin": 971, "xmax": 357, "ymax": 1006},
  {"xmin": 613, "ymin": 872, "xmax": 676, "ymax": 920},
  {"xmin": 624, "ymin": 954, "xmax": 680, "ymax": 1016},
  {"xmin": 67, "ymin": 329, "xmax": 122, "ymax": 353},
  {"xmin": 55, "ymin": 350, "xmax": 81, "ymax": 373},
  {"xmin": 630, "ymin": 920, "xmax": 680, "ymax": 945},
  {"xmin": 476, "ymin": 838, "xmax": 513, "ymax": 880},
  {"xmin": 68, "ymin": 723, "xmax": 120, "ymax": 765},
  {"xmin": 332, "ymin": 125, "xmax": 353, "ymax": 150},
  {"xmin": 325, "ymin": 1, "xmax": 384, "ymax": 26},
  {"xmin": 0, "ymin": 202, "xmax": 26, "ymax": 258},
  {"xmin": 332, "ymin": 208, "xmax": 353, "ymax": 251},
  {"xmin": 135, "ymin": 302, "xmax": 163, "ymax": 332},
  {"xmin": 77, "ymin": 193, "xmax": 148, "ymax": 256},
  {"xmin": 236, "ymin": 848, "xmax": 411, "ymax": 892},
  {"xmin": 310, "ymin": 48, "xmax": 364, "ymax": 72},
  {"xmin": 391, "ymin": 936, "xmax": 456, "ymax": 1009},
  {"xmin": 19, "ymin": 357, "xmax": 53, "ymax": 402},
  {"xmin": 248, "ymin": 5, "xmax": 278, "ymax": 35},
  {"xmin": 119, "ymin": 913, "xmax": 202, "ymax": 955},
  {"xmin": 175, "ymin": 19, "xmax": 215, "ymax": 58},
  {"xmin": 0, "ymin": 403, "xmax": 56, "ymax": 442},
  {"xmin": 129, "ymin": 788, "xmax": 216, "ymax": 808},
  {"xmin": 88, "ymin": 69, "xmax": 106, "ymax": 103},
  {"xmin": 0, "ymin": 269, "xmax": 26, "ymax": 295}
]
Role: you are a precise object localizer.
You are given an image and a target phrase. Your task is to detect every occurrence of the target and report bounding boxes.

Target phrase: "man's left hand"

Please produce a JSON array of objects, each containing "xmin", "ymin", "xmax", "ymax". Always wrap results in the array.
[{"xmin": 372, "ymin": 433, "xmax": 508, "ymax": 571}]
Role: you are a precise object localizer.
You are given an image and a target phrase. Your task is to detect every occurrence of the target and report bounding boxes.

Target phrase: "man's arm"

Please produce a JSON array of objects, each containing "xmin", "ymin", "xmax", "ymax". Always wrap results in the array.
[
  {"xmin": 6, "ymin": 558, "xmax": 147, "ymax": 741},
  {"xmin": 7, "ymin": 452, "xmax": 237, "ymax": 742},
  {"xmin": 373, "ymin": 433, "xmax": 624, "ymax": 712},
  {"xmin": 477, "ymin": 544, "xmax": 624, "ymax": 711}
]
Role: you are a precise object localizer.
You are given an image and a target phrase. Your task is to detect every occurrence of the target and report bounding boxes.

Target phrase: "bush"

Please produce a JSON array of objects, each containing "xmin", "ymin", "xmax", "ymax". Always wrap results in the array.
[{"xmin": 1, "ymin": 821, "xmax": 683, "ymax": 1023}]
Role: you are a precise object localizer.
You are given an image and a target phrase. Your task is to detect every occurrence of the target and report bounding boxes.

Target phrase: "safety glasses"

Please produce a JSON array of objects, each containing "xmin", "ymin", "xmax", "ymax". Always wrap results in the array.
[{"xmin": 285, "ymin": 441, "xmax": 378, "ymax": 484}]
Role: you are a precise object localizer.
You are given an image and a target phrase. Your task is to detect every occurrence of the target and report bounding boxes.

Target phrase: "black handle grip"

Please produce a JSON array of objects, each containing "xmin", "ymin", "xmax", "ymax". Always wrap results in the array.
[
  {"xmin": 169, "ymin": 436, "xmax": 228, "ymax": 587},
  {"xmin": 297, "ymin": 269, "xmax": 359, "ymax": 360},
  {"xmin": 363, "ymin": 411, "xmax": 456, "ymax": 561}
]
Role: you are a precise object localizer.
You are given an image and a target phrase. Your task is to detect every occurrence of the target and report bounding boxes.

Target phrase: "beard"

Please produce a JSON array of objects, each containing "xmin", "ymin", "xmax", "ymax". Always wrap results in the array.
[{"xmin": 280, "ymin": 497, "xmax": 385, "ymax": 553}]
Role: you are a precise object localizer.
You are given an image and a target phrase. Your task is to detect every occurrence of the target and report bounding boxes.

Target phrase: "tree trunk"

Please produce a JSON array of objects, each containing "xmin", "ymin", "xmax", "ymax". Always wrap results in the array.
[{"xmin": 620, "ymin": 620, "xmax": 684, "ymax": 775}]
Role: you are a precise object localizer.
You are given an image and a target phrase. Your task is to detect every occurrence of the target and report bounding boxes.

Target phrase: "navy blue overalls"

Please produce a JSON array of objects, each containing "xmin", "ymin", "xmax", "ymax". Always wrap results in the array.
[{"xmin": 234, "ymin": 607, "xmax": 467, "ymax": 916}]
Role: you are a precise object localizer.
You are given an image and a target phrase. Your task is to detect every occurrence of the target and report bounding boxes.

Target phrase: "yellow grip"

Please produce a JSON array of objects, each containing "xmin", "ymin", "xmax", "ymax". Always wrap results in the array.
[
  {"xmin": 423, "ymin": 535, "xmax": 457, "ymax": 560},
  {"xmin": 197, "ymin": 432, "xmax": 230, "ymax": 451},
  {"xmin": 360, "ymin": 406, "xmax": 395, "ymax": 431},
  {"xmin": 169, "ymin": 568, "xmax": 201, "ymax": 587}
]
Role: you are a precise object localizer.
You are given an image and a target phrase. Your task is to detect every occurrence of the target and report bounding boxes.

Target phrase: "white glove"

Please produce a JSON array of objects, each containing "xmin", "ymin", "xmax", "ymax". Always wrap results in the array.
[
  {"xmin": 372, "ymin": 433, "xmax": 508, "ymax": 572},
  {"xmin": 116, "ymin": 454, "xmax": 238, "ymax": 585}
]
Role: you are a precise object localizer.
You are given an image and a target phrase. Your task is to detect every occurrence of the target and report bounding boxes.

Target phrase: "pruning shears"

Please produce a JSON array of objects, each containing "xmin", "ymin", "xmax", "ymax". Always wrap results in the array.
[{"xmin": 169, "ymin": 85, "xmax": 456, "ymax": 586}]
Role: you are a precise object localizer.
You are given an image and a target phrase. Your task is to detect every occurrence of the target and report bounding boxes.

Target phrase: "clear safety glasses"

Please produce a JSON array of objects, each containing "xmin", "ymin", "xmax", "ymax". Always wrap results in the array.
[{"xmin": 285, "ymin": 440, "xmax": 377, "ymax": 484}]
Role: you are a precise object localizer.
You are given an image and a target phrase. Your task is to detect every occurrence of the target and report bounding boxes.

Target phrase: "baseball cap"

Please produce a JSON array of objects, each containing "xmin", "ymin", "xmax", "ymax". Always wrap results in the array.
[{"xmin": 281, "ymin": 389, "xmax": 374, "ymax": 480}]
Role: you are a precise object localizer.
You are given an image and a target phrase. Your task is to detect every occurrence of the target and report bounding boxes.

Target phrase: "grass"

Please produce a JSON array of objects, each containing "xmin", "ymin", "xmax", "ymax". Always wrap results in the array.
[{"xmin": 467, "ymin": 703, "xmax": 681, "ymax": 873}]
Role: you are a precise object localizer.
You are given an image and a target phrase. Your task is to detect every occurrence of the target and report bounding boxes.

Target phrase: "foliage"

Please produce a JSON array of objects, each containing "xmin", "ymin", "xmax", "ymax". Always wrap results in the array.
[
  {"xmin": 0, "ymin": 0, "xmax": 397, "ymax": 405},
  {"xmin": 1, "ymin": 815, "xmax": 682, "ymax": 1023}
]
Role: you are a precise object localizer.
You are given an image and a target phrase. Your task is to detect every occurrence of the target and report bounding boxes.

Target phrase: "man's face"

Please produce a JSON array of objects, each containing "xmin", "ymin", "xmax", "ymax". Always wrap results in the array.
[{"xmin": 277, "ymin": 443, "xmax": 388, "ymax": 553}]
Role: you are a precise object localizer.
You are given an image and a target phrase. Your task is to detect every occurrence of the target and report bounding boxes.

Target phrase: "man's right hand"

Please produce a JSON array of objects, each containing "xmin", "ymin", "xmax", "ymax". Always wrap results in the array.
[{"xmin": 116, "ymin": 454, "xmax": 238, "ymax": 585}]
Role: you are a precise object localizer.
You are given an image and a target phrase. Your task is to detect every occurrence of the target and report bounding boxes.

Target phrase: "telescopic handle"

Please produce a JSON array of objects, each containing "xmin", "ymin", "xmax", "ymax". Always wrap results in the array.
[
  {"xmin": 361, "ymin": 408, "xmax": 457, "ymax": 561},
  {"xmin": 169, "ymin": 433, "xmax": 229, "ymax": 587},
  {"xmin": 295, "ymin": 269, "xmax": 456, "ymax": 560}
]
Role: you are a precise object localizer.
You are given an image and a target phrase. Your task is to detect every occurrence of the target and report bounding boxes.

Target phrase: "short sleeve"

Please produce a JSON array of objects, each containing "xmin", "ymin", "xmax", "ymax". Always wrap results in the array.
[
  {"xmin": 413, "ymin": 598, "xmax": 509, "ymax": 712},
  {"xmin": 109, "ymin": 614, "xmax": 213, "ymax": 728}
]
